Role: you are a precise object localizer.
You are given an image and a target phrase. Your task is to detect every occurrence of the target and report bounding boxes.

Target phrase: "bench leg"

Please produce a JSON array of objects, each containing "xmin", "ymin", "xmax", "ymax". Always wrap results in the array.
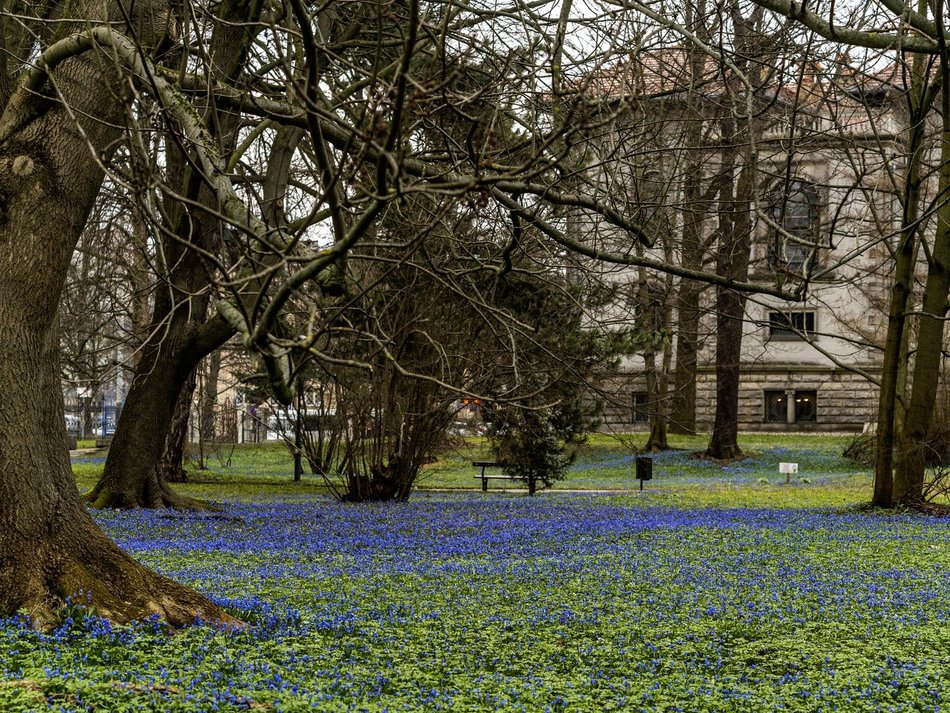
[{"xmin": 481, "ymin": 466, "xmax": 488, "ymax": 492}]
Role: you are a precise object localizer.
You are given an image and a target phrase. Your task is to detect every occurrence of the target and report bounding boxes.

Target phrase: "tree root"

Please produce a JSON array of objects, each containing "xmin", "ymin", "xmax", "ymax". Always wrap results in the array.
[
  {"xmin": 897, "ymin": 497, "xmax": 950, "ymax": 517},
  {"xmin": 692, "ymin": 450, "xmax": 748, "ymax": 465},
  {"xmin": 12, "ymin": 533, "xmax": 240, "ymax": 628},
  {"xmin": 83, "ymin": 483, "xmax": 219, "ymax": 511}
]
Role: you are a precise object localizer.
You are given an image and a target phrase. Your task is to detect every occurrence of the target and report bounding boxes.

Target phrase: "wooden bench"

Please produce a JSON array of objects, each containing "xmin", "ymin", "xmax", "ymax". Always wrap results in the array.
[{"xmin": 472, "ymin": 460, "xmax": 518, "ymax": 491}]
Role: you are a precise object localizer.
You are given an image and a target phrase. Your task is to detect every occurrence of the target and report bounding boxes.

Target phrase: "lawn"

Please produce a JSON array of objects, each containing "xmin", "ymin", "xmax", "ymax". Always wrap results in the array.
[
  {"xmin": 16, "ymin": 434, "xmax": 947, "ymax": 711},
  {"xmin": 73, "ymin": 432, "xmax": 870, "ymax": 507}
]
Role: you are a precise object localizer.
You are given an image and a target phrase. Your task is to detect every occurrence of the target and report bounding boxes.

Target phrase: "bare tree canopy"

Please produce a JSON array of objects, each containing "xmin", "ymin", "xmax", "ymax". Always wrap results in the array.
[{"xmin": 11, "ymin": 0, "xmax": 944, "ymax": 624}]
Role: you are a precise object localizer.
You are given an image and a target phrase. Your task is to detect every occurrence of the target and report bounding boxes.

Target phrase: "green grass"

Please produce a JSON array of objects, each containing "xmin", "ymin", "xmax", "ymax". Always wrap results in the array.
[
  {"xmin": 11, "ymin": 486, "xmax": 950, "ymax": 711},
  {"xmin": 71, "ymin": 432, "xmax": 874, "ymax": 509},
  {"xmin": 418, "ymin": 432, "xmax": 871, "ymax": 508},
  {"xmin": 40, "ymin": 432, "xmax": 950, "ymax": 712}
]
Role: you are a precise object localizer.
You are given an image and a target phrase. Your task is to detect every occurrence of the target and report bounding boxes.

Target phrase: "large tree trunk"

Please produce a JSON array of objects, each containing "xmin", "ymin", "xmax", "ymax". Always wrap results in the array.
[
  {"xmin": 705, "ymin": 134, "xmax": 756, "ymax": 460},
  {"xmin": 705, "ymin": 154, "xmax": 745, "ymax": 460},
  {"xmin": 87, "ymin": 318, "xmax": 230, "ymax": 508},
  {"xmin": 86, "ymin": 167, "xmax": 232, "ymax": 507},
  {"xmin": 893, "ymin": 92, "xmax": 950, "ymax": 503},
  {"xmin": 93, "ymin": 123, "xmax": 299, "ymax": 509},
  {"xmin": 85, "ymin": 0, "xmax": 273, "ymax": 509},
  {"xmin": 0, "ymin": 11, "xmax": 232, "ymax": 623},
  {"xmin": 706, "ymin": 292, "xmax": 746, "ymax": 459},
  {"xmin": 669, "ymin": 169, "xmax": 710, "ymax": 435},
  {"xmin": 704, "ymin": 5, "xmax": 763, "ymax": 461},
  {"xmin": 669, "ymin": 13, "xmax": 710, "ymax": 436},
  {"xmin": 872, "ymin": 140, "xmax": 923, "ymax": 506},
  {"xmin": 160, "ymin": 371, "xmax": 197, "ymax": 484},
  {"xmin": 873, "ymin": 57, "xmax": 937, "ymax": 507},
  {"xmin": 0, "ymin": 333, "xmax": 225, "ymax": 625}
]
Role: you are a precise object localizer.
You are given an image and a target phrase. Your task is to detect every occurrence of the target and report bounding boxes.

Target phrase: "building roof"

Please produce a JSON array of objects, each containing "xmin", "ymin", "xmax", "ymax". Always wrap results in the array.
[{"xmin": 575, "ymin": 46, "xmax": 906, "ymax": 107}]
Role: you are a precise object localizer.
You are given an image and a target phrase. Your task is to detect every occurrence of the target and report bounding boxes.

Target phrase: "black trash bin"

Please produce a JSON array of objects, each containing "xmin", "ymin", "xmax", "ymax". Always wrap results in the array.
[{"xmin": 635, "ymin": 456, "xmax": 653, "ymax": 490}]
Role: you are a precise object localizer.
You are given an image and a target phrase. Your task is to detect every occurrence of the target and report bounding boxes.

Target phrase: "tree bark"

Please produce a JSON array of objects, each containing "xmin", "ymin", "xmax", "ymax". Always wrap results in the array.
[
  {"xmin": 0, "ymin": 5, "xmax": 232, "ymax": 624},
  {"xmin": 160, "ymin": 368, "xmax": 198, "ymax": 484},
  {"xmin": 639, "ymin": 252, "xmax": 673, "ymax": 452},
  {"xmin": 872, "ymin": 130, "xmax": 923, "ymax": 506},
  {"xmin": 293, "ymin": 378, "xmax": 305, "ymax": 482},
  {"xmin": 872, "ymin": 51, "xmax": 939, "ymax": 507},
  {"xmin": 87, "ymin": 318, "xmax": 231, "ymax": 508},
  {"xmin": 200, "ymin": 351, "xmax": 222, "ymax": 446},
  {"xmin": 704, "ymin": 4, "xmax": 765, "ymax": 461},
  {"xmin": 93, "ymin": 119, "xmax": 299, "ymax": 509},
  {"xmin": 83, "ymin": 0, "xmax": 273, "ymax": 509},
  {"xmin": 705, "ymin": 125, "xmax": 754, "ymax": 460},
  {"xmin": 670, "ymin": 8, "xmax": 711, "ymax": 436},
  {"xmin": 670, "ymin": 281, "xmax": 701, "ymax": 435},
  {"xmin": 894, "ymin": 79, "xmax": 950, "ymax": 503}
]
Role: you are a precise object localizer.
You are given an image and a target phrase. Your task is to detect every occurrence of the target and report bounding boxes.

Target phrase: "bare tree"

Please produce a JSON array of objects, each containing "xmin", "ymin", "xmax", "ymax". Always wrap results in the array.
[
  {"xmin": 0, "ymin": 0, "xmax": 236, "ymax": 623},
  {"xmin": 5, "ymin": 0, "xmax": 882, "ymax": 623},
  {"xmin": 749, "ymin": 0, "xmax": 950, "ymax": 505}
]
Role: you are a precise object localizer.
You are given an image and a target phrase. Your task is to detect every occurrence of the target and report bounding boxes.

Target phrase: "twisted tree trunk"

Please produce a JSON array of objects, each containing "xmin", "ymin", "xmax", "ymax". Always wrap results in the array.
[
  {"xmin": 0, "ymin": 3, "xmax": 232, "ymax": 623},
  {"xmin": 86, "ymin": 321, "xmax": 230, "ymax": 508},
  {"xmin": 161, "ymin": 370, "xmax": 198, "ymax": 484}
]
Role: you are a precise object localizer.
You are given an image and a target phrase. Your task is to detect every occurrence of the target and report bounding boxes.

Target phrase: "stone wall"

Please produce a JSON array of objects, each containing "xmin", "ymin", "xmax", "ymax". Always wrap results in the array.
[{"xmin": 596, "ymin": 364, "xmax": 879, "ymax": 432}]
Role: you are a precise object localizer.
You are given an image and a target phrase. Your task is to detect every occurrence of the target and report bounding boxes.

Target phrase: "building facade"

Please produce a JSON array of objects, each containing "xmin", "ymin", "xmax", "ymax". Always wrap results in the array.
[{"xmin": 576, "ymin": 51, "xmax": 915, "ymax": 433}]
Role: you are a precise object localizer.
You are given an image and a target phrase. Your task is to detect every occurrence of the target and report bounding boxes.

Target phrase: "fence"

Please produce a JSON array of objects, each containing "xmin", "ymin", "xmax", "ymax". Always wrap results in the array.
[{"xmin": 63, "ymin": 400, "xmax": 122, "ymax": 439}]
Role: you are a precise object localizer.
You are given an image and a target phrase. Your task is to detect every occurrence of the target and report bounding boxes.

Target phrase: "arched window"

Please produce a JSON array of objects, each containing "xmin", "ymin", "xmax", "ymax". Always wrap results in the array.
[{"xmin": 769, "ymin": 179, "xmax": 819, "ymax": 274}]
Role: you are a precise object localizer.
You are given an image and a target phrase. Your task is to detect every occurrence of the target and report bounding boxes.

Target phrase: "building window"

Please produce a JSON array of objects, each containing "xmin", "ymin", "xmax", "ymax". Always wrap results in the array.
[
  {"xmin": 632, "ymin": 392, "xmax": 649, "ymax": 423},
  {"xmin": 794, "ymin": 390, "xmax": 817, "ymax": 422},
  {"xmin": 764, "ymin": 389, "xmax": 818, "ymax": 424},
  {"xmin": 769, "ymin": 179, "xmax": 820, "ymax": 274},
  {"xmin": 764, "ymin": 391, "xmax": 788, "ymax": 423},
  {"xmin": 768, "ymin": 310, "xmax": 816, "ymax": 341}
]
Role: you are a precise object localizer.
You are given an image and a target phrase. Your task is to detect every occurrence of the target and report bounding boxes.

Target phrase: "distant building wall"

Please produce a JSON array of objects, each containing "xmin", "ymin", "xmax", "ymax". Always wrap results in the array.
[{"xmin": 596, "ymin": 364, "xmax": 879, "ymax": 433}]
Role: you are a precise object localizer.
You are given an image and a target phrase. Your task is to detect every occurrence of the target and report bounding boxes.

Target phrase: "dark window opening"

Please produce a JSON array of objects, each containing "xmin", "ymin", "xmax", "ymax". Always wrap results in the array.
[
  {"xmin": 794, "ymin": 390, "xmax": 817, "ymax": 422},
  {"xmin": 768, "ymin": 310, "xmax": 815, "ymax": 341},
  {"xmin": 770, "ymin": 179, "xmax": 820, "ymax": 274},
  {"xmin": 764, "ymin": 389, "xmax": 818, "ymax": 424},
  {"xmin": 632, "ymin": 392, "xmax": 649, "ymax": 423},
  {"xmin": 764, "ymin": 391, "xmax": 787, "ymax": 423}
]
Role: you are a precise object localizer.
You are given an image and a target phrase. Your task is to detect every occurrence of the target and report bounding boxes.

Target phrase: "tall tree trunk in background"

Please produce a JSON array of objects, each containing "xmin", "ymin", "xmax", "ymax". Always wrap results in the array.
[
  {"xmin": 161, "ymin": 369, "xmax": 198, "ymax": 483},
  {"xmin": 0, "ymin": 1, "xmax": 230, "ymax": 624},
  {"xmin": 873, "ymin": 147, "xmax": 923, "ymax": 506},
  {"xmin": 872, "ymin": 54, "xmax": 931, "ymax": 507},
  {"xmin": 704, "ymin": 3, "xmax": 765, "ymax": 460},
  {"xmin": 670, "ymin": 0, "xmax": 711, "ymax": 436},
  {"xmin": 640, "ymin": 284, "xmax": 668, "ymax": 452},
  {"xmin": 893, "ymin": 70, "xmax": 950, "ymax": 503},
  {"xmin": 641, "ymin": 247, "xmax": 675, "ymax": 452},
  {"xmin": 670, "ymin": 161, "xmax": 716, "ymax": 435},
  {"xmin": 705, "ymin": 120, "xmax": 755, "ymax": 460},
  {"xmin": 294, "ymin": 378, "xmax": 305, "ymax": 482},
  {"xmin": 670, "ymin": 253, "xmax": 702, "ymax": 434},
  {"xmin": 198, "ymin": 352, "xmax": 221, "ymax": 468}
]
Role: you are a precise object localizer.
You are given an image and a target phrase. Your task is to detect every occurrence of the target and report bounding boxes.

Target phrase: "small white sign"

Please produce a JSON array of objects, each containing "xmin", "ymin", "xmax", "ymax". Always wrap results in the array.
[{"xmin": 779, "ymin": 462, "xmax": 799, "ymax": 474}]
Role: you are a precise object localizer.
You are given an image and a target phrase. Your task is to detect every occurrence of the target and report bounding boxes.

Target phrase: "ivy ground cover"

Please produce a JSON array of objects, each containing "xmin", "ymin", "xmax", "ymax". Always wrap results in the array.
[{"xmin": 4, "ymin": 493, "xmax": 950, "ymax": 711}]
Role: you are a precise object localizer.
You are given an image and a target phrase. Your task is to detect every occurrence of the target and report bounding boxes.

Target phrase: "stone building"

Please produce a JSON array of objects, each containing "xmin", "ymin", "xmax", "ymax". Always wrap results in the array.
[{"xmin": 573, "ymin": 50, "xmax": 914, "ymax": 432}]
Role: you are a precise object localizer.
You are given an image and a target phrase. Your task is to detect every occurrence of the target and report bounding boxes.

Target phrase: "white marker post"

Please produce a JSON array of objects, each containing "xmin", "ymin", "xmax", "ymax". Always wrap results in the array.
[{"xmin": 779, "ymin": 462, "xmax": 799, "ymax": 483}]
